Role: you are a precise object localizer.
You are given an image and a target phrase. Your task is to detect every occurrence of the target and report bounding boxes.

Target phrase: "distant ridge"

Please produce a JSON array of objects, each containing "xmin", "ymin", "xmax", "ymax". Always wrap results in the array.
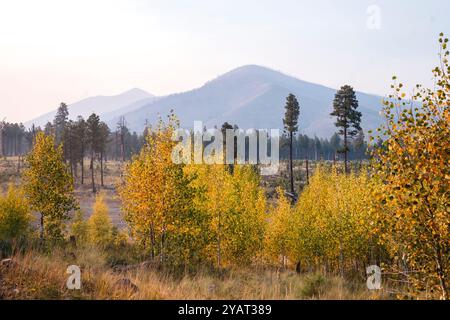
[
  {"xmin": 25, "ymin": 88, "xmax": 155, "ymax": 128},
  {"xmin": 26, "ymin": 65, "xmax": 384, "ymax": 137},
  {"xmin": 109, "ymin": 65, "xmax": 384, "ymax": 138}
]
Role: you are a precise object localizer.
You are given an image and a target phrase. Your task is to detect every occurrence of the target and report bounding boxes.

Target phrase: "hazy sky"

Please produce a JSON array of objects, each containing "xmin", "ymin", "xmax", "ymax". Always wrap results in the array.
[{"xmin": 0, "ymin": 0, "xmax": 449, "ymax": 123}]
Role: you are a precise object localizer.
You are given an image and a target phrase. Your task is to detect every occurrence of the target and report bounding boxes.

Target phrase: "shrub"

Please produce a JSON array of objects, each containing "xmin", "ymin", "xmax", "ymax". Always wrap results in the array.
[
  {"xmin": 87, "ymin": 193, "xmax": 113, "ymax": 247},
  {"xmin": 0, "ymin": 184, "xmax": 32, "ymax": 242},
  {"xmin": 70, "ymin": 210, "xmax": 89, "ymax": 245},
  {"xmin": 301, "ymin": 273, "xmax": 329, "ymax": 298}
]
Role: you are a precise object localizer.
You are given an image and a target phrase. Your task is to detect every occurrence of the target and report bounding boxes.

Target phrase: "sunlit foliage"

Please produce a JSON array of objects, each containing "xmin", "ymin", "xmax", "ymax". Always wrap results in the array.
[
  {"xmin": 0, "ymin": 184, "xmax": 32, "ymax": 241},
  {"xmin": 22, "ymin": 132, "xmax": 78, "ymax": 242},
  {"xmin": 370, "ymin": 33, "xmax": 449, "ymax": 299}
]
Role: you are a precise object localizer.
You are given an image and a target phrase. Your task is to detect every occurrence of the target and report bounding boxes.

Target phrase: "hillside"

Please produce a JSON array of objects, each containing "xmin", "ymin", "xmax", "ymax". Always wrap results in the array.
[{"xmin": 112, "ymin": 65, "xmax": 384, "ymax": 137}]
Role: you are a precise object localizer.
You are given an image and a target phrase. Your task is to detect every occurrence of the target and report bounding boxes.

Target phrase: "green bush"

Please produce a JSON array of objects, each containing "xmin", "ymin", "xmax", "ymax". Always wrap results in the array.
[{"xmin": 301, "ymin": 273, "xmax": 329, "ymax": 298}]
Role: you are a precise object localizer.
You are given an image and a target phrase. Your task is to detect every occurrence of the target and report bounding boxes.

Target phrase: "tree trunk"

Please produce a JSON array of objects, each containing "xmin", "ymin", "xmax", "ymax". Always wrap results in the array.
[
  {"xmin": 305, "ymin": 158, "xmax": 309, "ymax": 185},
  {"xmin": 100, "ymin": 151, "xmax": 104, "ymax": 187},
  {"xmin": 289, "ymin": 131, "xmax": 294, "ymax": 195},
  {"xmin": 217, "ymin": 211, "xmax": 221, "ymax": 269},
  {"xmin": 69, "ymin": 159, "xmax": 73, "ymax": 177},
  {"xmin": 17, "ymin": 155, "xmax": 21, "ymax": 173},
  {"xmin": 150, "ymin": 225, "xmax": 155, "ymax": 260},
  {"xmin": 91, "ymin": 151, "xmax": 96, "ymax": 193},
  {"xmin": 339, "ymin": 239, "xmax": 344, "ymax": 278},
  {"xmin": 160, "ymin": 226, "xmax": 166, "ymax": 264},
  {"xmin": 81, "ymin": 157, "xmax": 84, "ymax": 185},
  {"xmin": 40, "ymin": 214, "xmax": 44, "ymax": 240},
  {"xmin": 434, "ymin": 244, "xmax": 448, "ymax": 300},
  {"xmin": 120, "ymin": 133, "xmax": 125, "ymax": 162},
  {"xmin": 0, "ymin": 130, "xmax": 3, "ymax": 158},
  {"xmin": 344, "ymin": 127, "xmax": 348, "ymax": 174}
]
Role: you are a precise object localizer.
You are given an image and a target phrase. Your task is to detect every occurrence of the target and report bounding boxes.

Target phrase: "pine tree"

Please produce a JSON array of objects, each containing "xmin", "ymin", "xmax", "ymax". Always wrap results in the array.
[
  {"xmin": 44, "ymin": 121, "xmax": 54, "ymax": 136},
  {"xmin": 22, "ymin": 132, "xmax": 78, "ymax": 241},
  {"xmin": 116, "ymin": 116, "xmax": 127, "ymax": 162},
  {"xmin": 283, "ymin": 94, "xmax": 300, "ymax": 198},
  {"xmin": 330, "ymin": 85, "xmax": 362, "ymax": 173},
  {"xmin": 330, "ymin": 132, "xmax": 341, "ymax": 164},
  {"xmin": 221, "ymin": 122, "xmax": 236, "ymax": 171},
  {"xmin": 53, "ymin": 102, "xmax": 69, "ymax": 160},
  {"xmin": 66, "ymin": 120, "xmax": 75, "ymax": 176},
  {"xmin": 0, "ymin": 120, "xmax": 4, "ymax": 158},
  {"xmin": 86, "ymin": 113, "xmax": 101, "ymax": 193},
  {"xmin": 352, "ymin": 130, "xmax": 366, "ymax": 161},
  {"xmin": 73, "ymin": 116, "xmax": 87, "ymax": 184},
  {"xmin": 98, "ymin": 122, "xmax": 110, "ymax": 187}
]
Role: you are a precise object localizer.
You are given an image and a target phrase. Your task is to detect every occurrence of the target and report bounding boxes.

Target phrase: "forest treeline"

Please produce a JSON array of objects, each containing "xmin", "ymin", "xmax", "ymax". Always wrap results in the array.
[
  {"xmin": 0, "ymin": 112, "xmax": 143, "ymax": 161},
  {"xmin": 0, "ymin": 112, "xmax": 369, "ymax": 163}
]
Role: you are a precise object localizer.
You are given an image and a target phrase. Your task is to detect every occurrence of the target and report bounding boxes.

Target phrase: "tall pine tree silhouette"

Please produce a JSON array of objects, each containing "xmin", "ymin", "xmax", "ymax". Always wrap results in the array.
[
  {"xmin": 330, "ymin": 85, "xmax": 362, "ymax": 174},
  {"xmin": 86, "ymin": 113, "xmax": 101, "ymax": 193},
  {"xmin": 283, "ymin": 94, "xmax": 300, "ymax": 198}
]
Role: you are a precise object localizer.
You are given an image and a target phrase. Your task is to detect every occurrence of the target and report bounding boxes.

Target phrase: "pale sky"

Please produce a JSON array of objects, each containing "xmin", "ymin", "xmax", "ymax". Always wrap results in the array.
[{"xmin": 0, "ymin": 0, "xmax": 449, "ymax": 123}]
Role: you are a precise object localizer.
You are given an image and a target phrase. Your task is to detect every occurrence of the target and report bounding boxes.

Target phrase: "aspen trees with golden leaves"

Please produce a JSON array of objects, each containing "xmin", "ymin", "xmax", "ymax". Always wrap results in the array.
[
  {"xmin": 186, "ymin": 164, "xmax": 266, "ymax": 267},
  {"xmin": 87, "ymin": 193, "xmax": 114, "ymax": 247},
  {"xmin": 0, "ymin": 184, "xmax": 32, "ymax": 241},
  {"xmin": 369, "ymin": 33, "xmax": 449, "ymax": 300},
  {"xmin": 118, "ymin": 113, "xmax": 204, "ymax": 266},
  {"xmin": 264, "ymin": 187, "xmax": 292, "ymax": 268},
  {"xmin": 22, "ymin": 132, "xmax": 78, "ymax": 242},
  {"xmin": 119, "ymin": 113, "xmax": 266, "ymax": 268},
  {"xmin": 266, "ymin": 166, "xmax": 374, "ymax": 275}
]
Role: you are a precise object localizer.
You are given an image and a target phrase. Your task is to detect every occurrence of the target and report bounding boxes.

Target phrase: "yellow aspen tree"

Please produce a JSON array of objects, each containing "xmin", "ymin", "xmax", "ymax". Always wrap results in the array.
[
  {"xmin": 370, "ymin": 34, "xmax": 449, "ymax": 299},
  {"xmin": 195, "ymin": 165, "xmax": 266, "ymax": 268},
  {"xmin": 0, "ymin": 184, "xmax": 32, "ymax": 242},
  {"xmin": 264, "ymin": 187, "xmax": 293, "ymax": 268},
  {"xmin": 288, "ymin": 166, "xmax": 373, "ymax": 274},
  {"xmin": 70, "ymin": 210, "xmax": 89, "ymax": 245},
  {"xmin": 119, "ymin": 113, "xmax": 202, "ymax": 265},
  {"xmin": 226, "ymin": 165, "xmax": 266, "ymax": 265},
  {"xmin": 188, "ymin": 164, "xmax": 266, "ymax": 267},
  {"xmin": 87, "ymin": 193, "xmax": 113, "ymax": 247},
  {"xmin": 22, "ymin": 132, "xmax": 78, "ymax": 241},
  {"xmin": 187, "ymin": 164, "xmax": 232, "ymax": 268}
]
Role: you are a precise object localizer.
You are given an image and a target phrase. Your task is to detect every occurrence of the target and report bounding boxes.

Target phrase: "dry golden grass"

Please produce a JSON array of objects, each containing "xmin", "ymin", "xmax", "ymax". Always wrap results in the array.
[{"xmin": 0, "ymin": 248, "xmax": 388, "ymax": 300}]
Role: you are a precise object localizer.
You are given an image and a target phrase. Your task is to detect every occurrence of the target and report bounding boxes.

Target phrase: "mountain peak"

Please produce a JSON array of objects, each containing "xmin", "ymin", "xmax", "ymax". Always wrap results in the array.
[
  {"xmin": 113, "ymin": 65, "xmax": 383, "ymax": 138},
  {"xmin": 120, "ymin": 88, "xmax": 153, "ymax": 98},
  {"xmin": 223, "ymin": 64, "xmax": 281, "ymax": 77},
  {"xmin": 232, "ymin": 64, "xmax": 272, "ymax": 72},
  {"xmin": 206, "ymin": 65, "xmax": 303, "ymax": 89}
]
